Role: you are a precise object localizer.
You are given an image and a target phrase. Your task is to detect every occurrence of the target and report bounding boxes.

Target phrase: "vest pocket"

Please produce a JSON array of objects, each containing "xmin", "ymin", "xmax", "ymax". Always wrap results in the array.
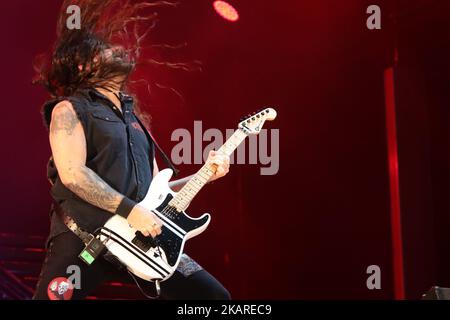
[
  {"xmin": 89, "ymin": 110, "xmax": 125, "ymax": 143},
  {"xmin": 90, "ymin": 111, "xmax": 122, "ymax": 123}
]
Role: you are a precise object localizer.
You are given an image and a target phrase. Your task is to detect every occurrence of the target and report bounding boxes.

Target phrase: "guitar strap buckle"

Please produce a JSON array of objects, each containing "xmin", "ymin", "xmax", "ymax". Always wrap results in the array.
[{"xmin": 53, "ymin": 203, "xmax": 95, "ymax": 245}]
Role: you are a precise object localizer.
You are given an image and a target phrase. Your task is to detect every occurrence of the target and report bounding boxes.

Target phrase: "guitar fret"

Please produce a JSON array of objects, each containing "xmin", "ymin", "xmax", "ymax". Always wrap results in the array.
[
  {"xmin": 171, "ymin": 129, "xmax": 249, "ymax": 211},
  {"xmin": 198, "ymin": 171, "xmax": 210, "ymax": 182},
  {"xmin": 189, "ymin": 185, "xmax": 200, "ymax": 194},
  {"xmin": 196, "ymin": 174, "xmax": 208, "ymax": 183},
  {"xmin": 184, "ymin": 190, "xmax": 194, "ymax": 198},
  {"xmin": 192, "ymin": 178, "xmax": 203, "ymax": 187}
]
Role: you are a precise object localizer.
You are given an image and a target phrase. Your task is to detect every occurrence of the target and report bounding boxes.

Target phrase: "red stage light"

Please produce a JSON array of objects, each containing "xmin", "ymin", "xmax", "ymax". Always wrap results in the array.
[{"xmin": 213, "ymin": 1, "xmax": 239, "ymax": 22}]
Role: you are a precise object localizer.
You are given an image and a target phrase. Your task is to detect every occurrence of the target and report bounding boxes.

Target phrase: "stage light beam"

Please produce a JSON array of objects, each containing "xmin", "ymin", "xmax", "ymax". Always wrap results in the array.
[{"xmin": 213, "ymin": 1, "xmax": 239, "ymax": 22}]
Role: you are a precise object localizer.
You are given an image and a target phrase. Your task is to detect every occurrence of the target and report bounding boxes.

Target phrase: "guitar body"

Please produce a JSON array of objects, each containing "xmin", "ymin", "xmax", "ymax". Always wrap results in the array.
[
  {"xmin": 100, "ymin": 169, "xmax": 211, "ymax": 281},
  {"xmin": 98, "ymin": 108, "xmax": 276, "ymax": 283}
]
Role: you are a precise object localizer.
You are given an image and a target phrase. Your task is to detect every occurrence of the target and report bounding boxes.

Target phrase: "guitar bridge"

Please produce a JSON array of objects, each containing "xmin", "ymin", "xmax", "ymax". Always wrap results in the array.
[{"xmin": 131, "ymin": 231, "xmax": 155, "ymax": 252}]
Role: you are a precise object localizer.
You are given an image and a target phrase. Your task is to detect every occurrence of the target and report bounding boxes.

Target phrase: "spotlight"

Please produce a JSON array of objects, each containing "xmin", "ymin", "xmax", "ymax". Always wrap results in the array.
[{"xmin": 213, "ymin": 1, "xmax": 239, "ymax": 22}]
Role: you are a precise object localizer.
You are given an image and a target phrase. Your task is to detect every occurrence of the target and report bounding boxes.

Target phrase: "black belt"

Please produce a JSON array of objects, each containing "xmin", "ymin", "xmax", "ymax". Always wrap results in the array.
[{"xmin": 53, "ymin": 203, "xmax": 94, "ymax": 245}]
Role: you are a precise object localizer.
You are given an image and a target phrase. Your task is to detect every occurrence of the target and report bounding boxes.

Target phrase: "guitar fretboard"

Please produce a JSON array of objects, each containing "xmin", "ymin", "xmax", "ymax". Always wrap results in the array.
[{"xmin": 169, "ymin": 128, "xmax": 248, "ymax": 211}]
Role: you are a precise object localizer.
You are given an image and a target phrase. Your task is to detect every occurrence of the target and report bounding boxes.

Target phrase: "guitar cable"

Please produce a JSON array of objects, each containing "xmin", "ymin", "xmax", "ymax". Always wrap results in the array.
[
  {"xmin": 128, "ymin": 239, "xmax": 163, "ymax": 299},
  {"xmin": 96, "ymin": 227, "xmax": 163, "ymax": 299},
  {"xmin": 127, "ymin": 271, "xmax": 161, "ymax": 300}
]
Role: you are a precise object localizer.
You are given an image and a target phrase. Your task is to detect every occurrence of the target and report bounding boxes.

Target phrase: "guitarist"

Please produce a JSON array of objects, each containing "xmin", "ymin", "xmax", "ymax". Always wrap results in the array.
[{"xmin": 33, "ymin": 1, "xmax": 231, "ymax": 300}]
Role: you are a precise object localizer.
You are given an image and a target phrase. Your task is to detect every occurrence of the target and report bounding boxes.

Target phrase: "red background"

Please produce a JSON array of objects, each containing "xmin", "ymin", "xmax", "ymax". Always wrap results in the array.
[{"xmin": 1, "ymin": 0, "xmax": 450, "ymax": 299}]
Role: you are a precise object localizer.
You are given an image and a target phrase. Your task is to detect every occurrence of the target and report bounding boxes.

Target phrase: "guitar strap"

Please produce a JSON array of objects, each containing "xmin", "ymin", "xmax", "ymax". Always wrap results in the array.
[
  {"xmin": 134, "ymin": 116, "xmax": 180, "ymax": 177},
  {"xmin": 52, "ymin": 203, "xmax": 94, "ymax": 245},
  {"xmin": 104, "ymin": 88, "xmax": 179, "ymax": 177}
]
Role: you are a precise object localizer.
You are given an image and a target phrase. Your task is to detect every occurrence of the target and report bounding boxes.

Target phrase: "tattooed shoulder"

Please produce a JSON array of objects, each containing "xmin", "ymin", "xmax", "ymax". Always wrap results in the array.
[{"xmin": 50, "ymin": 101, "xmax": 79, "ymax": 135}]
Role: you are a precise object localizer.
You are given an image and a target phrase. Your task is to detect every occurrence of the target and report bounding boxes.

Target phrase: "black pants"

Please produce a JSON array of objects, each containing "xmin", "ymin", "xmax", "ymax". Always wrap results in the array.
[{"xmin": 33, "ymin": 231, "xmax": 230, "ymax": 300}]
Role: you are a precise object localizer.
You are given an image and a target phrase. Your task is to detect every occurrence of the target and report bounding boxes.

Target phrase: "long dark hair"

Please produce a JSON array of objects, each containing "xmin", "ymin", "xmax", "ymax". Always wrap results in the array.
[{"xmin": 33, "ymin": 0, "xmax": 199, "ymax": 126}]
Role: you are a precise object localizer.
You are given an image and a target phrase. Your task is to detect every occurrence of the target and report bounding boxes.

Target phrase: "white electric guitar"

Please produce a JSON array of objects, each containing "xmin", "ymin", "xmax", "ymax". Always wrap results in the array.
[{"xmin": 99, "ymin": 108, "xmax": 277, "ymax": 282}]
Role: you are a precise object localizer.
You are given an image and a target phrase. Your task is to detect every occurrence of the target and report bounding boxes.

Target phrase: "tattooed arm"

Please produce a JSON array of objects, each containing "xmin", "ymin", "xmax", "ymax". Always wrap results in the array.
[
  {"xmin": 49, "ymin": 101, "xmax": 162, "ymax": 237},
  {"xmin": 50, "ymin": 101, "xmax": 123, "ymax": 213}
]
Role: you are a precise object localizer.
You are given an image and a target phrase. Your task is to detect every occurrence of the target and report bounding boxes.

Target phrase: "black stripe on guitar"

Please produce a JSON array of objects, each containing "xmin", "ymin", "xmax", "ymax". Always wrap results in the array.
[
  {"xmin": 152, "ymin": 209, "xmax": 186, "ymax": 237},
  {"xmin": 100, "ymin": 229, "xmax": 170, "ymax": 277},
  {"xmin": 101, "ymin": 227, "xmax": 172, "ymax": 273},
  {"xmin": 101, "ymin": 227, "xmax": 171, "ymax": 275}
]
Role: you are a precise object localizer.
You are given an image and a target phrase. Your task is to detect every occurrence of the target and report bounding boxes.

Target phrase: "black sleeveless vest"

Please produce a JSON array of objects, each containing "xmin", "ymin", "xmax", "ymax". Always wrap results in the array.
[{"xmin": 42, "ymin": 88, "xmax": 155, "ymax": 239}]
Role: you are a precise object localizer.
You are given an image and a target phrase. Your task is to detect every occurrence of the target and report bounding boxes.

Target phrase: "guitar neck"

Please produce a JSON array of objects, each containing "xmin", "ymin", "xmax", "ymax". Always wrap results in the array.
[{"xmin": 169, "ymin": 128, "xmax": 248, "ymax": 211}]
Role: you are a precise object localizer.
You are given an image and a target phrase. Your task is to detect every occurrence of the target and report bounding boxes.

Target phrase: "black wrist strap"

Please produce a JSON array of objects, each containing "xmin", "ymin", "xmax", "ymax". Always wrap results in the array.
[{"xmin": 116, "ymin": 197, "xmax": 137, "ymax": 219}]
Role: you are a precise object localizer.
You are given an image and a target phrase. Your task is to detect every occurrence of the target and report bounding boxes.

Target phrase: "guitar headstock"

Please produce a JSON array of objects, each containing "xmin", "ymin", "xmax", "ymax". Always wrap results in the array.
[{"xmin": 238, "ymin": 108, "xmax": 277, "ymax": 135}]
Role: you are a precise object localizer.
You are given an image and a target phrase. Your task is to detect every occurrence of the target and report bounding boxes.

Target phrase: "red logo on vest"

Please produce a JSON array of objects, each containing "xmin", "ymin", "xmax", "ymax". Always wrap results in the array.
[{"xmin": 131, "ymin": 122, "xmax": 145, "ymax": 133}]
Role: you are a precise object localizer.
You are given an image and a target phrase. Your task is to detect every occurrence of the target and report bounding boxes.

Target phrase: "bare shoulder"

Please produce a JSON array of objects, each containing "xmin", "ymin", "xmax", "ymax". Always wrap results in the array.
[
  {"xmin": 52, "ymin": 100, "xmax": 75, "ymax": 117},
  {"xmin": 50, "ymin": 100, "xmax": 80, "ymax": 135}
]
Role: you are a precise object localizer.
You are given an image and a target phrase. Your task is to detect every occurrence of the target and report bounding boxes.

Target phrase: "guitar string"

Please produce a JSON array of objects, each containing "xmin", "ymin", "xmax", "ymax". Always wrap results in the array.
[
  {"xmin": 158, "ymin": 129, "xmax": 241, "ymax": 215},
  {"xmin": 156, "ymin": 128, "xmax": 246, "ymax": 222},
  {"xmin": 139, "ymin": 128, "xmax": 249, "ymax": 267}
]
